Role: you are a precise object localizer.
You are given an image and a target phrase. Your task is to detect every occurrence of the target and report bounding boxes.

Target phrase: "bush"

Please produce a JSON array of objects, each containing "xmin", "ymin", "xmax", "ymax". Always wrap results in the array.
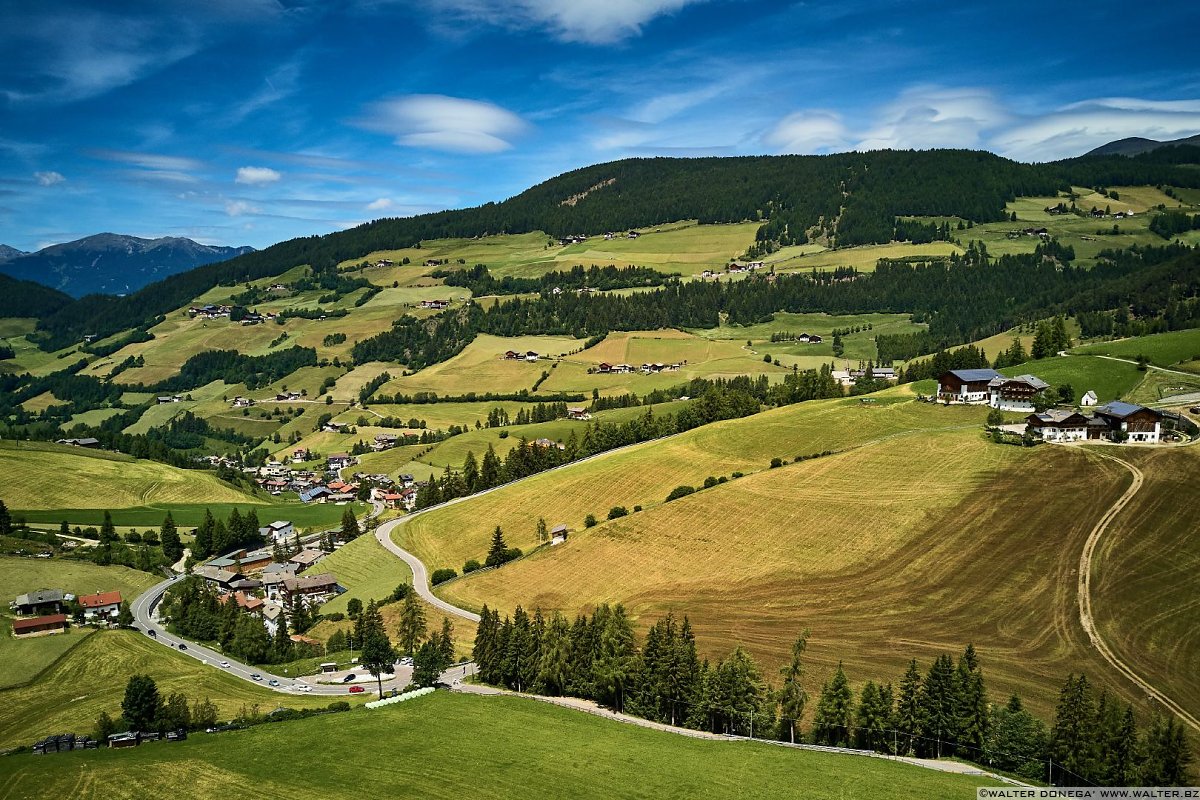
[
  {"xmin": 717, "ymin": 476, "xmax": 727, "ymax": 484},
  {"xmin": 607, "ymin": 506, "xmax": 628, "ymax": 520},
  {"xmin": 389, "ymin": 583, "xmax": 411, "ymax": 602},
  {"xmin": 665, "ymin": 485, "xmax": 695, "ymax": 502},
  {"xmin": 462, "ymin": 559, "xmax": 482, "ymax": 574},
  {"xmin": 769, "ymin": 457, "xmax": 784, "ymax": 468},
  {"xmin": 326, "ymin": 701, "xmax": 350, "ymax": 712},
  {"xmin": 431, "ymin": 568, "xmax": 457, "ymax": 585},
  {"xmin": 584, "ymin": 514, "xmax": 598, "ymax": 528},
  {"xmin": 503, "ymin": 547, "xmax": 522, "ymax": 562},
  {"xmin": 632, "ymin": 505, "xmax": 642, "ymax": 512},
  {"xmin": 326, "ymin": 612, "xmax": 345, "ymax": 622},
  {"xmin": 702, "ymin": 476, "xmax": 718, "ymax": 489},
  {"xmin": 731, "ymin": 472, "xmax": 743, "ymax": 479}
]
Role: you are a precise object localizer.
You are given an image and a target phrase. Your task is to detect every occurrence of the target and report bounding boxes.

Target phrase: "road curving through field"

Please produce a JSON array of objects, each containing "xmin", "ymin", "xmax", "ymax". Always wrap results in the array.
[{"xmin": 1076, "ymin": 448, "xmax": 1200, "ymax": 734}]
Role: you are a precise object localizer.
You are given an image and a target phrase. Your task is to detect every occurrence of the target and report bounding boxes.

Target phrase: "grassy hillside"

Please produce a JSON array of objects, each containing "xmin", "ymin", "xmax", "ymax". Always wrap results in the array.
[
  {"xmin": 1071, "ymin": 328, "xmax": 1200, "ymax": 369},
  {"xmin": 0, "ymin": 558, "xmax": 158, "ymax": 689},
  {"xmin": 0, "ymin": 631, "xmax": 330, "ymax": 749},
  {"xmin": 0, "ymin": 441, "xmax": 259, "ymax": 511},
  {"xmin": 0, "ymin": 691, "xmax": 988, "ymax": 800},
  {"xmin": 398, "ymin": 391, "xmax": 988, "ymax": 572},
  {"xmin": 1091, "ymin": 446, "xmax": 1200, "ymax": 718},
  {"xmin": 998, "ymin": 355, "xmax": 1144, "ymax": 403},
  {"xmin": 433, "ymin": 426, "xmax": 1137, "ymax": 719}
]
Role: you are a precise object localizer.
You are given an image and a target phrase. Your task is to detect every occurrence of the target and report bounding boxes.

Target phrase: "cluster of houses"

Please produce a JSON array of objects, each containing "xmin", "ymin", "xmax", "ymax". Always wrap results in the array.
[
  {"xmin": 8, "ymin": 588, "xmax": 125, "ymax": 638},
  {"xmin": 254, "ymin": 452, "xmax": 365, "ymax": 501},
  {"xmin": 419, "ymin": 299, "xmax": 450, "ymax": 310},
  {"xmin": 156, "ymin": 394, "xmax": 184, "ymax": 405},
  {"xmin": 185, "ymin": 304, "xmax": 277, "ymax": 325},
  {"xmin": 369, "ymin": 259, "xmax": 395, "ymax": 268},
  {"xmin": 192, "ymin": 538, "xmax": 342, "ymax": 634},
  {"xmin": 596, "ymin": 361, "xmax": 684, "ymax": 375},
  {"xmin": 832, "ymin": 366, "xmax": 897, "ymax": 388},
  {"xmin": 503, "ymin": 350, "xmax": 541, "ymax": 362},
  {"xmin": 936, "ymin": 368, "xmax": 1166, "ymax": 444},
  {"xmin": 1007, "ymin": 227, "xmax": 1051, "ymax": 240},
  {"xmin": 558, "ymin": 235, "xmax": 588, "ymax": 245}
]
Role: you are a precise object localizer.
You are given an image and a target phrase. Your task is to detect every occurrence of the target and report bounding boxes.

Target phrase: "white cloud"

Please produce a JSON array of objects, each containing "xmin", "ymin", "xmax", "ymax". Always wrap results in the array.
[
  {"xmin": 854, "ymin": 86, "xmax": 1009, "ymax": 151},
  {"xmin": 418, "ymin": 0, "xmax": 706, "ymax": 44},
  {"xmin": 356, "ymin": 94, "xmax": 528, "ymax": 153},
  {"xmin": 235, "ymin": 166, "xmax": 282, "ymax": 185},
  {"xmin": 762, "ymin": 110, "xmax": 849, "ymax": 153},
  {"xmin": 366, "ymin": 197, "xmax": 394, "ymax": 211},
  {"xmin": 993, "ymin": 98, "xmax": 1200, "ymax": 161},
  {"xmin": 89, "ymin": 149, "xmax": 206, "ymax": 172},
  {"xmin": 33, "ymin": 171, "xmax": 66, "ymax": 186},
  {"xmin": 224, "ymin": 199, "xmax": 260, "ymax": 217}
]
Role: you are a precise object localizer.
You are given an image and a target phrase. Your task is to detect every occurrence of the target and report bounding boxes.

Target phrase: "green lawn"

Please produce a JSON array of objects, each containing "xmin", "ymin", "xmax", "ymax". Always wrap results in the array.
[
  {"xmin": 0, "ymin": 557, "xmax": 160, "ymax": 689},
  {"xmin": 316, "ymin": 533, "xmax": 411, "ymax": 615},
  {"xmin": 0, "ymin": 691, "xmax": 989, "ymax": 800},
  {"xmin": 0, "ymin": 631, "xmax": 334, "ymax": 750},
  {"xmin": 999, "ymin": 355, "xmax": 1143, "ymax": 404},
  {"xmin": 1071, "ymin": 328, "xmax": 1200, "ymax": 369}
]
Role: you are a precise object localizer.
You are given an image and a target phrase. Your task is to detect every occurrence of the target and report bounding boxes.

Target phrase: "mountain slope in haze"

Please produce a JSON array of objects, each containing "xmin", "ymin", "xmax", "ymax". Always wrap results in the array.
[
  {"xmin": 1086, "ymin": 133, "xmax": 1200, "ymax": 157},
  {"xmin": 0, "ymin": 244, "xmax": 27, "ymax": 262},
  {"xmin": 0, "ymin": 234, "xmax": 254, "ymax": 298}
]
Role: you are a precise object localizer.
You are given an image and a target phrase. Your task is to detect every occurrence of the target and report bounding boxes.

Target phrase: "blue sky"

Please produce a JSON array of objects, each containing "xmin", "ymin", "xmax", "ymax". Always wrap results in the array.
[{"xmin": 1, "ymin": 0, "xmax": 1198, "ymax": 252}]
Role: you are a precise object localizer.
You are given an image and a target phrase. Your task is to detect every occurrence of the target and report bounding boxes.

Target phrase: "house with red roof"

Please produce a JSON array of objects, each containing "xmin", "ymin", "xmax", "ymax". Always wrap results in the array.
[{"xmin": 78, "ymin": 591, "xmax": 122, "ymax": 622}]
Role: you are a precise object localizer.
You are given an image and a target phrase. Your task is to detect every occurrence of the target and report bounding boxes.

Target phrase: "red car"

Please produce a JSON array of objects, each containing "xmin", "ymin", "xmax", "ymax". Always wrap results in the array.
[{"xmin": 348, "ymin": 685, "xmax": 365, "ymax": 694}]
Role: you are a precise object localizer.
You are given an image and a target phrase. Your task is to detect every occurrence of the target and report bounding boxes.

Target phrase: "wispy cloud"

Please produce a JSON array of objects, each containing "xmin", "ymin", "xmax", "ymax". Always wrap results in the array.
[
  {"xmin": 762, "ymin": 110, "xmax": 849, "ymax": 153},
  {"xmin": 88, "ymin": 149, "xmax": 206, "ymax": 172},
  {"xmin": 235, "ymin": 166, "xmax": 283, "ymax": 185},
  {"xmin": 411, "ymin": 0, "xmax": 707, "ymax": 44},
  {"xmin": 366, "ymin": 197, "xmax": 394, "ymax": 211},
  {"xmin": 33, "ymin": 171, "xmax": 66, "ymax": 186},
  {"xmin": 224, "ymin": 199, "xmax": 260, "ymax": 217},
  {"xmin": 994, "ymin": 97, "xmax": 1200, "ymax": 161},
  {"xmin": 354, "ymin": 94, "xmax": 529, "ymax": 153}
]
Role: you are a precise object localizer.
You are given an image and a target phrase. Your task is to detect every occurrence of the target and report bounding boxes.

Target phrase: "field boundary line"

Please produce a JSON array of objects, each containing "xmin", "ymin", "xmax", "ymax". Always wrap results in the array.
[{"xmin": 1077, "ymin": 448, "xmax": 1200, "ymax": 734}]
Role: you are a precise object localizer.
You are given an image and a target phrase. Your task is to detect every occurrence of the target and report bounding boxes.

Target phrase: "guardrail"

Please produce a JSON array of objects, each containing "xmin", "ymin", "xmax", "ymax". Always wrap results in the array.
[{"xmin": 365, "ymin": 686, "xmax": 434, "ymax": 709}]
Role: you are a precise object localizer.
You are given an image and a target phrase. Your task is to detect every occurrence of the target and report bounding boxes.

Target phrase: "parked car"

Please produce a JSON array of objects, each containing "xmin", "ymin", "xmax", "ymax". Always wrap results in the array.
[
  {"xmin": 399, "ymin": 657, "xmax": 413, "ymax": 667},
  {"xmin": 250, "ymin": 673, "xmax": 262, "ymax": 681},
  {"xmin": 342, "ymin": 673, "xmax": 357, "ymax": 683},
  {"xmin": 219, "ymin": 661, "xmax": 231, "ymax": 668},
  {"xmin": 349, "ymin": 685, "xmax": 365, "ymax": 694}
]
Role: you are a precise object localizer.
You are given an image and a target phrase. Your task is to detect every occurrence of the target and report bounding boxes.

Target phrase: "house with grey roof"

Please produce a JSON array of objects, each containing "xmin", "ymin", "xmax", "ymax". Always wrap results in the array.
[
  {"xmin": 11, "ymin": 589, "xmax": 69, "ymax": 616},
  {"xmin": 937, "ymin": 369, "xmax": 1002, "ymax": 404},
  {"xmin": 1094, "ymin": 401, "xmax": 1163, "ymax": 443},
  {"xmin": 988, "ymin": 374, "xmax": 1050, "ymax": 411}
]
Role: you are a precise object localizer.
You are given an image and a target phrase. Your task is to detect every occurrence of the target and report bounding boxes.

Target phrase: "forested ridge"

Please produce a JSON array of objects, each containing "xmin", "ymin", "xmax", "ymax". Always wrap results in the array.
[
  {"xmin": 23, "ymin": 146, "xmax": 1200, "ymax": 349},
  {"xmin": 352, "ymin": 243, "xmax": 1200, "ymax": 369}
]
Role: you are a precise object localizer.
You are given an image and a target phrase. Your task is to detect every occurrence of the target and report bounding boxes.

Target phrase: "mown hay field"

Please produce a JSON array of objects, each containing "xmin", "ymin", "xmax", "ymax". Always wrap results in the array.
[
  {"xmin": 1072, "ymin": 328, "xmax": 1200, "ymax": 368},
  {"xmin": 0, "ymin": 441, "xmax": 259, "ymax": 511},
  {"xmin": 398, "ymin": 394, "xmax": 988, "ymax": 574},
  {"xmin": 1091, "ymin": 445, "xmax": 1200, "ymax": 719},
  {"xmin": 435, "ymin": 431, "xmax": 1136, "ymax": 721}
]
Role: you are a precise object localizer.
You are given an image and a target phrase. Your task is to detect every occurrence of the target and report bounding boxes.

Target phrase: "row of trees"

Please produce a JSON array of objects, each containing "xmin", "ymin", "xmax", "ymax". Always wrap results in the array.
[
  {"xmin": 190, "ymin": 507, "xmax": 264, "ymax": 560},
  {"xmin": 472, "ymin": 609, "xmax": 1193, "ymax": 786}
]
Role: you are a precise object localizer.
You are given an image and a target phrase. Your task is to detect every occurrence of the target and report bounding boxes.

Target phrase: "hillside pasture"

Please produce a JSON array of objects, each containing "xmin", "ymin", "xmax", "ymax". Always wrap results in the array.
[
  {"xmin": 0, "ymin": 441, "xmax": 259, "ymax": 511},
  {"xmin": 438, "ymin": 432, "xmax": 1136, "ymax": 721},
  {"xmin": 0, "ymin": 631, "xmax": 330, "ymax": 749},
  {"xmin": 770, "ymin": 241, "xmax": 962, "ymax": 273},
  {"xmin": 1071, "ymin": 328, "xmax": 1200, "ymax": 369},
  {"xmin": 0, "ymin": 557, "xmax": 158, "ymax": 689},
  {"xmin": 999, "ymin": 355, "xmax": 1143, "ymax": 403},
  {"xmin": 398, "ymin": 394, "xmax": 989, "ymax": 574},
  {"xmin": 0, "ymin": 691, "xmax": 988, "ymax": 800},
  {"xmin": 375, "ymin": 334, "xmax": 586, "ymax": 398}
]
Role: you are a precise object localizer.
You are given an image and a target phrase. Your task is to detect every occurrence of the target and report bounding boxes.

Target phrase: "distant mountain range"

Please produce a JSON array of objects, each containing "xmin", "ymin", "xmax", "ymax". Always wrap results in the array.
[
  {"xmin": 1085, "ymin": 133, "xmax": 1200, "ymax": 157},
  {"xmin": 0, "ymin": 234, "xmax": 254, "ymax": 297}
]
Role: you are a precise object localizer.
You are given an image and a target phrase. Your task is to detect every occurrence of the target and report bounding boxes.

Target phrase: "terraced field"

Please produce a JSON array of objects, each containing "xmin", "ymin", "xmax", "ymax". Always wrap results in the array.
[
  {"xmin": 0, "ymin": 441, "xmax": 259, "ymax": 511},
  {"xmin": 0, "ymin": 631, "xmax": 330, "ymax": 749}
]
